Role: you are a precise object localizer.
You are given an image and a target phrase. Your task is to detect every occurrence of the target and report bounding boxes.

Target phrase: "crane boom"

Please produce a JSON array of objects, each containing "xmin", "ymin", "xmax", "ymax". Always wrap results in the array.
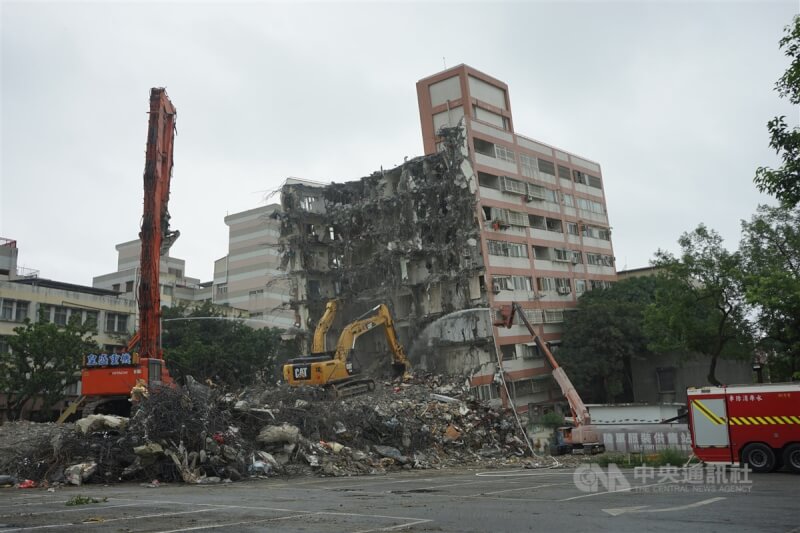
[
  {"xmin": 134, "ymin": 88, "xmax": 179, "ymax": 360},
  {"xmin": 494, "ymin": 303, "xmax": 591, "ymax": 426}
]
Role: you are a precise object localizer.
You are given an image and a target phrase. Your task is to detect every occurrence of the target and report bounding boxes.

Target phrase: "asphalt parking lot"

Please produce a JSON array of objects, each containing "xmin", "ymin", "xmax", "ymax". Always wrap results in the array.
[{"xmin": 0, "ymin": 466, "xmax": 797, "ymax": 532}]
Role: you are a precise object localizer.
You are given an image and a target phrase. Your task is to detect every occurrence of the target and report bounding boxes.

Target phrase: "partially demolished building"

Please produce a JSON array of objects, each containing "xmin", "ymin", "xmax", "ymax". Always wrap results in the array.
[{"xmin": 280, "ymin": 65, "xmax": 617, "ymax": 413}]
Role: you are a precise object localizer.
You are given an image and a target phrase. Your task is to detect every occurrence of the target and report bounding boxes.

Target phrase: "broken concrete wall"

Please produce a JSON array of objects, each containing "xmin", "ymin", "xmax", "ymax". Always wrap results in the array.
[{"xmin": 278, "ymin": 126, "xmax": 493, "ymax": 372}]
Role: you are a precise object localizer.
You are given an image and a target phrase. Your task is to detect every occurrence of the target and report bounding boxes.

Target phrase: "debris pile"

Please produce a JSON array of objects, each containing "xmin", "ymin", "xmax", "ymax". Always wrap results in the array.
[{"xmin": 0, "ymin": 375, "xmax": 543, "ymax": 486}]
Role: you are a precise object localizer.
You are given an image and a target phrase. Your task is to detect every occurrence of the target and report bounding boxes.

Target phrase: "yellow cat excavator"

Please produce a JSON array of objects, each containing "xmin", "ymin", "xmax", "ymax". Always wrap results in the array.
[{"xmin": 283, "ymin": 303, "xmax": 412, "ymax": 398}]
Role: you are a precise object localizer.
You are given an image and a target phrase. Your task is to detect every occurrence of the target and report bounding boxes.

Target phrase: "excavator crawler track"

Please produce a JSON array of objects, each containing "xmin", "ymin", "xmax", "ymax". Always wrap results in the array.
[{"xmin": 325, "ymin": 378, "xmax": 376, "ymax": 400}]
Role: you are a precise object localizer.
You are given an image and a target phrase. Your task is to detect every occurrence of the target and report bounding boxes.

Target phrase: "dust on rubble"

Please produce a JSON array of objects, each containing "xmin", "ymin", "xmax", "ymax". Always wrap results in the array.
[{"xmin": 0, "ymin": 375, "xmax": 570, "ymax": 487}]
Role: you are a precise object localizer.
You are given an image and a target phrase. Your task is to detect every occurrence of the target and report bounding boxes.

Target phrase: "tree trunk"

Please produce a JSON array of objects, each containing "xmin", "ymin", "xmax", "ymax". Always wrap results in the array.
[{"xmin": 707, "ymin": 353, "xmax": 722, "ymax": 386}]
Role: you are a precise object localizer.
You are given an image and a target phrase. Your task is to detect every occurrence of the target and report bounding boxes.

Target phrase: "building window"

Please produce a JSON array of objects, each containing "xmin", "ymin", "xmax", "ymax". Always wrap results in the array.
[
  {"xmin": 216, "ymin": 284, "xmax": 228, "ymax": 297},
  {"xmin": 0, "ymin": 336, "xmax": 9, "ymax": 354},
  {"xmin": 575, "ymin": 279, "xmax": 587, "ymax": 294},
  {"xmin": 299, "ymin": 194, "xmax": 320, "ymax": 211},
  {"xmin": 249, "ymin": 289, "xmax": 264, "ymax": 298},
  {"xmin": 567, "ymin": 223, "xmax": 580, "ymax": 236},
  {"xmin": 544, "ymin": 309, "xmax": 565, "ymax": 323},
  {"xmin": 38, "ymin": 304, "xmax": 52, "ymax": 323},
  {"xmin": 512, "ymin": 379, "xmax": 537, "ymax": 399},
  {"xmin": 555, "ymin": 278, "xmax": 571, "ymax": 295},
  {"xmin": 494, "ymin": 145, "xmax": 516, "ymax": 163},
  {"xmin": 529, "ymin": 215, "xmax": 546, "ymax": 230},
  {"xmin": 577, "ymin": 197, "xmax": 605, "ymax": 215},
  {"xmin": 562, "ymin": 193, "xmax": 574, "ymax": 207},
  {"xmin": 582, "ymin": 224, "xmax": 612, "ymax": 241},
  {"xmin": 545, "ymin": 218, "xmax": 563, "ymax": 233},
  {"xmin": 493, "ymin": 275, "xmax": 532, "ymax": 292},
  {"xmin": 553, "ymin": 249, "xmax": 570, "ymax": 262},
  {"xmin": 0, "ymin": 299, "xmax": 29, "ymax": 322},
  {"xmin": 53, "ymin": 306, "xmax": 68, "ymax": 326},
  {"xmin": 532, "ymin": 245, "xmax": 551, "ymax": 260},
  {"xmin": 537, "ymin": 277, "xmax": 556, "ymax": 292},
  {"xmin": 520, "ymin": 154, "xmax": 537, "ymax": 179},
  {"xmin": 487, "ymin": 240, "xmax": 528, "ymax": 258},
  {"xmin": 112, "ymin": 283, "xmax": 120, "ymax": 292},
  {"xmin": 537, "ymin": 159, "xmax": 556, "ymax": 176},
  {"xmin": 587, "ymin": 254, "xmax": 615, "ymax": 267},
  {"xmin": 1, "ymin": 299, "xmax": 12, "ymax": 321},
  {"xmin": 589, "ymin": 279, "xmax": 613, "ymax": 290},
  {"xmin": 477, "ymin": 171, "xmax": 500, "ymax": 189},
  {"xmin": 521, "ymin": 345, "xmax": 541, "ymax": 360},
  {"xmin": 475, "ymin": 384, "xmax": 499, "ymax": 401},
  {"xmin": 557, "ymin": 165, "xmax": 571, "ymax": 180},
  {"xmin": 67, "ymin": 308, "xmax": 83, "ymax": 325},
  {"xmin": 105, "ymin": 313, "xmax": 129, "ymax": 333},
  {"xmin": 500, "ymin": 345, "xmax": 516, "ymax": 361},
  {"xmin": 523, "ymin": 308, "xmax": 544, "ymax": 324},
  {"xmin": 500, "ymin": 176, "xmax": 526, "ymax": 195},
  {"xmin": 125, "ymin": 281, "xmax": 134, "ymax": 292},
  {"xmin": 473, "ymin": 138, "xmax": 495, "ymax": 157}
]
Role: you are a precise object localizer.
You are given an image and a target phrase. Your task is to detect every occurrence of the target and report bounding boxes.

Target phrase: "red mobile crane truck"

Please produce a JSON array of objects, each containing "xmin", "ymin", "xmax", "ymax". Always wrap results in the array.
[
  {"xmin": 687, "ymin": 383, "xmax": 800, "ymax": 473},
  {"xmin": 60, "ymin": 88, "xmax": 178, "ymax": 419}
]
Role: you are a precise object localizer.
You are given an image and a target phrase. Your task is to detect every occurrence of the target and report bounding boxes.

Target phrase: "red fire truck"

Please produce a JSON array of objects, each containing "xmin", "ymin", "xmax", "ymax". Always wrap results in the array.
[{"xmin": 687, "ymin": 383, "xmax": 800, "ymax": 473}]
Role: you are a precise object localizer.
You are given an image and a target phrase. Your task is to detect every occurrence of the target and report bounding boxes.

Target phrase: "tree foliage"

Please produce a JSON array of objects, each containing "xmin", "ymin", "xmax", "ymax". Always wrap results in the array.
[
  {"xmin": 645, "ymin": 225, "xmax": 753, "ymax": 386},
  {"xmin": 754, "ymin": 15, "xmax": 800, "ymax": 207},
  {"xmin": 161, "ymin": 302, "xmax": 284, "ymax": 388},
  {"xmin": 740, "ymin": 204, "xmax": 800, "ymax": 380},
  {"xmin": 0, "ymin": 316, "xmax": 99, "ymax": 421},
  {"xmin": 559, "ymin": 276, "xmax": 661, "ymax": 403}
]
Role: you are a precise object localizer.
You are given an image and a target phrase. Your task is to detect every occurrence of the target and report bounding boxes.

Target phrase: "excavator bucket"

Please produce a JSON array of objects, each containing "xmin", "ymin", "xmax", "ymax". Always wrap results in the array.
[{"xmin": 392, "ymin": 363, "xmax": 411, "ymax": 381}]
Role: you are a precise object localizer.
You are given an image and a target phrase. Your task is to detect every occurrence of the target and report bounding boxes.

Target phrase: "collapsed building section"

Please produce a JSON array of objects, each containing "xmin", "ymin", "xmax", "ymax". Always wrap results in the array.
[{"xmin": 279, "ymin": 126, "xmax": 497, "ymax": 378}]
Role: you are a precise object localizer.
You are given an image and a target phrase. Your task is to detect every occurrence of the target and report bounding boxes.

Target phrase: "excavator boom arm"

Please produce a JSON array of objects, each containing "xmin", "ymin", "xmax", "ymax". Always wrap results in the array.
[
  {"xmin": 137, "ymin": 88, "xmax": 177, "ymax": 361},
  {"xmin": 311, "ymin": 300, "xmax": 338, "ymax": 353},
  {"xmin": 333, "ymin": 304, "xmax": 411, "ymax": 373}
]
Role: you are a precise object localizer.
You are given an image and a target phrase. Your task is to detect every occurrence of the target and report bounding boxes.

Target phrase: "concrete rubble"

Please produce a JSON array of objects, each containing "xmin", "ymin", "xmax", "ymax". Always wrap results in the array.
[{"xmin": 0, "ymin": 374, "xmax": 571, "ymax": 486}]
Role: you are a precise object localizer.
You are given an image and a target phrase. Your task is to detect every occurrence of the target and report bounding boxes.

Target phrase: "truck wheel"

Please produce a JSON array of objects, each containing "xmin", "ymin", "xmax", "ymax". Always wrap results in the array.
[
  {"xmin": 741, "ymin": 443, "xmax": 776, "ymax": 473},
  {"xmin": 782, "ymin": 444, "xmax": 800, "ymax": 474}
]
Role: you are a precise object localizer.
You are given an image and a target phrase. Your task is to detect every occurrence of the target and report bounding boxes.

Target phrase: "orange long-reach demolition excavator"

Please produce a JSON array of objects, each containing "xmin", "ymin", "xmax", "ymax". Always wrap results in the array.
[
  {"xmin": 59, "ymin": 88, "xmax": 178, "ymax": 421},
  {"xmin": 495, "ymin": 302, "xmax": 604, "ymax": 454}
]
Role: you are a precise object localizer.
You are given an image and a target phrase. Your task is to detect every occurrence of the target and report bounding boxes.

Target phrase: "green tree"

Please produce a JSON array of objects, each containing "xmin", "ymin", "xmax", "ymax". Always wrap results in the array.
[
  {"xmin": 754, "ymin": 15, "xmax": 800, "ymax": 207},
  {"xmin": 559, "ymin": 276, "xmax": 661, "ymax": 403},
  {"xmin": 0, "ymin": 316, "xmax": 99, "ymax": 420},
  {"xmin": 740, "ymin": 204, "xmax": 800, "ymax": 380},
  {"xmin": 161, "ymin": 302, "xmax": 283, "ymax": 387},
  {"xmin": 645, "ymin": 225, "xmax": 753, "ymax": 386}
]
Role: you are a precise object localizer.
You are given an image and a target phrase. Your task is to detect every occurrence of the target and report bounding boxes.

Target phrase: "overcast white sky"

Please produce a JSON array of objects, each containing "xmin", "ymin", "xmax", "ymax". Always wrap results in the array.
[{"xmin": 1, "ymin": 1, "xmax": 797, "ymax": 286}]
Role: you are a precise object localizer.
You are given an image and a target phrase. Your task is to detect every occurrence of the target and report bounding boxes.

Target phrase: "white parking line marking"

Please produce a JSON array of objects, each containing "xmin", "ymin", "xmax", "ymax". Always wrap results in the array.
[
  {"xmin": 155, "ymin": 511, "xmax": 308, "ymax": 532},
  {"xmin": 107, "ymin": 497, "xmax": 297, "ymax": 513},
  {"xmin": 475, "ymin": 469, "xmax": 573, "ymax": 477},
  {"xmin": 560, "ymin": 481, "xmax": 676, "ymax": 501},
  {"xmin": 2, "ymin": 508, "xmax": 217, "ymax": 531},
  {"xmin": 153, "ymin": 510, "xmax": 434, "ymax": 533},
  {"xmin": 0, "ymin": 503, "xmax": 137, "ymax": 518},
  {"xmin": 474, "ymin": 482, "xmax": 565, "ymax": 496},
  {"xmin": 603, "ymin": 497, "xmax": 726, "ymax": 516},
  {"xmin": 352, "ymin": 519, "xmax": 434, "ymax": 533}
]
